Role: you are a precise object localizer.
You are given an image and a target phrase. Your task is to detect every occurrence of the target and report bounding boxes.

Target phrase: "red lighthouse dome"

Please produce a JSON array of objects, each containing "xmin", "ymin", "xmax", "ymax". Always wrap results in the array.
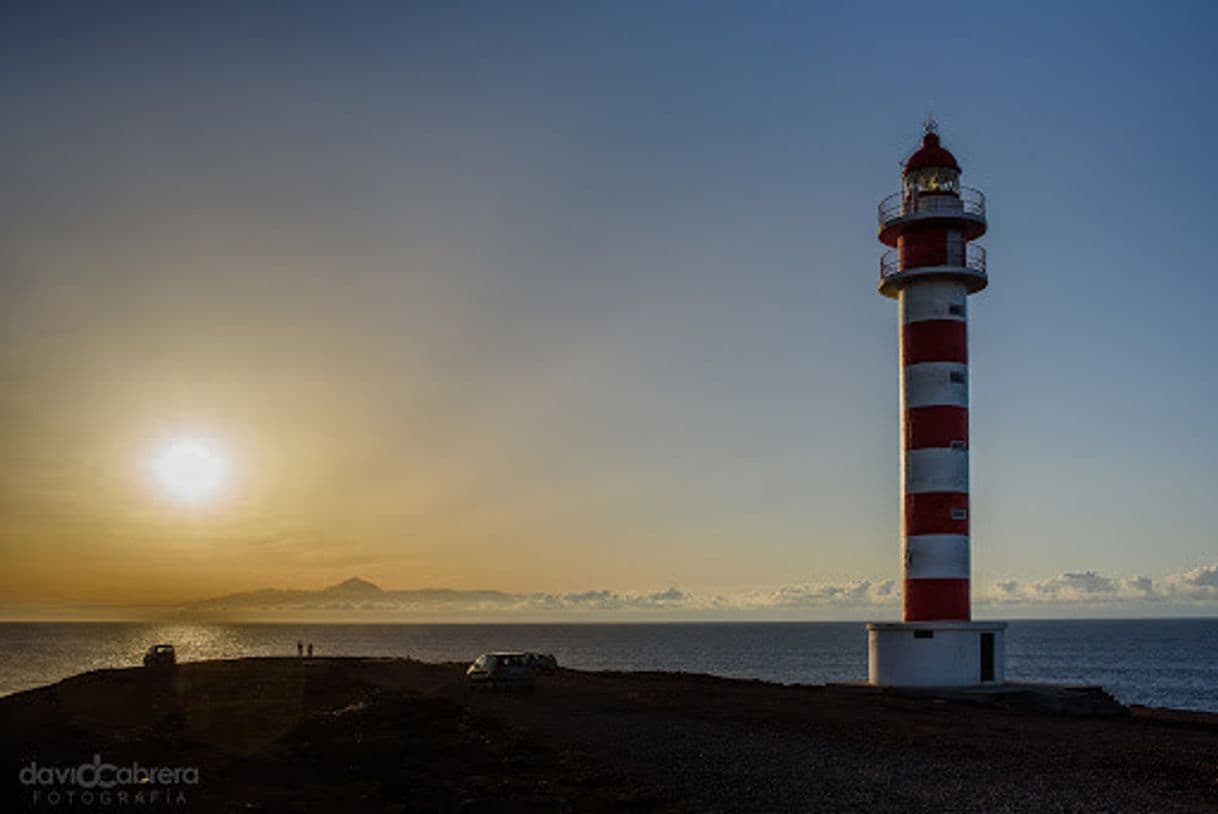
[{"xmin": 903, "ymin": 131, "xmax": 960, "ymax": 172}]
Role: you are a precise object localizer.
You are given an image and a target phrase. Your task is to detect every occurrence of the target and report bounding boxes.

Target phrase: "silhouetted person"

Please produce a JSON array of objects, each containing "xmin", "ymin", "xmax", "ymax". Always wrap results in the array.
[
  {"xmin": 297, "ymin": 640, "xmax": 303, "ymax": 657},
  {"xmin": 307, "ymin": 642, "xmax": 313, "ymax": 657}
]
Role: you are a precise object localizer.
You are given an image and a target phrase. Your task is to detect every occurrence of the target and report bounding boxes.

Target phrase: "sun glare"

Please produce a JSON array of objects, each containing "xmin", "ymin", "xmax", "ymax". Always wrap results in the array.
[{"xmin": 150, "ymin": 438, "xmax": 229, "ymax": 503}]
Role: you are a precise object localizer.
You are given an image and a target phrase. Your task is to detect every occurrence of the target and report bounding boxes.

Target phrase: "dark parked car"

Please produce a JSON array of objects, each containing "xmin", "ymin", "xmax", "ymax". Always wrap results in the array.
[
  {"xmin": 524, "ymin": 652, "xmax": 558, "ymax": 674},
  {"xmin": 143, "ymin": 643, "xmax": 176, "ymax": 669},
  {"xmin": 466, "ymin": 652, "xmax": 535, "ymax": 690}
]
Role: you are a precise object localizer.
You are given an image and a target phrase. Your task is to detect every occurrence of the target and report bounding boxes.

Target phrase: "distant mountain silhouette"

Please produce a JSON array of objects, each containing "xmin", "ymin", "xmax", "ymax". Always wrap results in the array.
[
  {"xmin": 177, "ymin": 578, "xmax": 693, "ymax": 616},
  {"xmin": 322, "ymin": 577, "xmax": 384, "ymax": 597},
  {"xmin": 181, "ymin": 578, "xmax": 517, "ymax": 613}
]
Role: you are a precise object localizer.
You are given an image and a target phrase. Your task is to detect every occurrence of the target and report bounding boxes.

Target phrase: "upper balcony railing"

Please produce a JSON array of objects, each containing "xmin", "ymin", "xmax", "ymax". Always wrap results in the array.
[
  {"xmin": 880, "ymin": 243, "xmax": 986, "ymax": 280},
  {"xmin": 877, "ymin": 186, "xmax": 986, "ymax": 229}
]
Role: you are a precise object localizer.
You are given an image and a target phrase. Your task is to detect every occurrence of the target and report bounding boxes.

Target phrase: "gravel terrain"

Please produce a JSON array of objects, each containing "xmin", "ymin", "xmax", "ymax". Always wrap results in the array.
[{"xmin": 2, "ymin": 657, "xmax": 1215, "ymax": 812}]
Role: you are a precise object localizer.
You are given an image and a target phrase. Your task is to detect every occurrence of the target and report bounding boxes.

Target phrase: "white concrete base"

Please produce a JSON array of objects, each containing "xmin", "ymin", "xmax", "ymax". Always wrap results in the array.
[{"xmin": 868, "ymin": 621, "xmax": 1006, "ymax": 687}]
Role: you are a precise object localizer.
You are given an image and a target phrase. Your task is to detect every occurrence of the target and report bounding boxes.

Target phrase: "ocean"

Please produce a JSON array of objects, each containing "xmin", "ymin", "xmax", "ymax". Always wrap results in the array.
[{"xmin": 1, "ymin": 619, "xmax": 1215, "ymax": 712}]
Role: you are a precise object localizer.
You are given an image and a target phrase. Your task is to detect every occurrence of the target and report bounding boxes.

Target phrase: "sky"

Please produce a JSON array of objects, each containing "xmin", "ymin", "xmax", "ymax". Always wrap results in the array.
[{"xmin": 1, "ymin": 1, "xmax": 1217, "ymax": 619}]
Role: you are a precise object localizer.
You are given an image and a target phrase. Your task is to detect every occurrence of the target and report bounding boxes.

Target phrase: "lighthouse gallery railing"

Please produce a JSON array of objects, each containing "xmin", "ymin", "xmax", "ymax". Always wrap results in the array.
[
  {"xmin": 880, "ymin": 243, "xmax": 986, "ymax": 280},
  {"xmin": 877, "ymin": 186, "xmax": 986, "ymax": 228}
]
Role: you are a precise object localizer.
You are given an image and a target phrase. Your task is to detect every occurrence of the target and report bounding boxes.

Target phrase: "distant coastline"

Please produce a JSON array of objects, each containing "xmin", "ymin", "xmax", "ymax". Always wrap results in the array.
[{"xmin": 1, "ymin": 619, "xmax": 1216, "ymax": 712}]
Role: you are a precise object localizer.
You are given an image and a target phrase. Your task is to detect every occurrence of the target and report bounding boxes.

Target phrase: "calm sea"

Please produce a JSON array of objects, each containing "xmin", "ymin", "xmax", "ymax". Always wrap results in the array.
[{"xmin": 1, "ymin": 619, "xmax": 1215, "ymax": 712}]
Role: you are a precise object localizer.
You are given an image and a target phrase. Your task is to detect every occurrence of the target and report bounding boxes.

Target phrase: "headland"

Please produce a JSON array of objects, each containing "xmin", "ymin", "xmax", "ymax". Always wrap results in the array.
[{"xmin": 2, "ymin": 657, "xmax": 1216, "ymax": 811}]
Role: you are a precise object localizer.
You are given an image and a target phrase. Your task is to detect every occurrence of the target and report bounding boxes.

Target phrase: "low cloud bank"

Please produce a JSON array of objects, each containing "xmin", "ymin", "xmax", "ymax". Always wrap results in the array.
[
  {"xmin": 735, "ymin": 579, "xmax": 898, "ymax": 609},
  {"xmin": 987, "ymin": 564, "xmax": 1218, "ymax": 605},
  {"xmin": 177, "ymin": 564, "xmax": 1218, "ymax": 617}
]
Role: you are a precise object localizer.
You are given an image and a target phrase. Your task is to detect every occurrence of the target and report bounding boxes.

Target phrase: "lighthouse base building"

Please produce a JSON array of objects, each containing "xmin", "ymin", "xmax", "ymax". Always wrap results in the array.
[
  {"xmin": 868, "ymin": 124, "xmax": 1006, "ymax": 688},
  {"xmin": 868, "ymin": 621, "xmax": 1005, "ymax": 687}
]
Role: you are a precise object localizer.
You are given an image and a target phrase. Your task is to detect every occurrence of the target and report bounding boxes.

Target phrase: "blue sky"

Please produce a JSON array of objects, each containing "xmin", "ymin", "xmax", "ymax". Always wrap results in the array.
[{"xmin": 1, "ymin": 1, "xmax": 1216, "ymax": 616}]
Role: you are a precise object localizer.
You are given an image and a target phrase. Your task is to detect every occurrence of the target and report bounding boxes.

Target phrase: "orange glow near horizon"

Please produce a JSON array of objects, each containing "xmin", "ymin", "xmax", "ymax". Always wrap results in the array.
[{"xmin": 3, "ymin": 3, "xmax": 1216, "ymax": 621}]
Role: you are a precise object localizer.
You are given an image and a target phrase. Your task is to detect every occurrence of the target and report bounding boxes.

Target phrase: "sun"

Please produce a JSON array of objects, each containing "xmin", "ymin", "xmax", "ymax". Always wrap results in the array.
[{"xmin": 150, "ymin": 437, "xmax": 229, "ymax": 503}]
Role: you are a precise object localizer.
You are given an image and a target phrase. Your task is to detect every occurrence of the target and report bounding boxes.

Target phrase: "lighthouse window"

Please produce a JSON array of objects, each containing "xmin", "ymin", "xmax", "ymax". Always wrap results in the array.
[
  {"xmin": 949, "ymin": 371, "xmax": 967, "ymax": 384},
  {"xmin": 950, "ymin": 440, "xmax": 966, "ymax": 451},
  {"xmin": 914, "ymin": 630, "xmax": 935, "ymax": 640},
  {"xmin": 951, "ymin": 508, "xmax": 968, "ymax": 520},
  {"xmin": 905, "ymin": 167, "xmax": 960, "ymax": 196},
  {"xmin": 948, "ymin": 303, "xmax": 965, "ymax": 317}
]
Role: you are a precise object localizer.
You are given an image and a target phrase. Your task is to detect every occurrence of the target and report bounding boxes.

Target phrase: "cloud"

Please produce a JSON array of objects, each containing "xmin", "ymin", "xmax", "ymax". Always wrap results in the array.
[
  {"xmin": 1160, "ymin": 564, "xmax": 1218, "ymax": 600},
  {"xmin": 982, "ymin": 564, "xmax": 1218, "ymax": 605},
  {"xmin": 736, "ymin": 579, "xmax": 897, "ymax": 609},
  {"xmin": 517, "ymin": 588, "xmax": 699, "ymax": 611}
]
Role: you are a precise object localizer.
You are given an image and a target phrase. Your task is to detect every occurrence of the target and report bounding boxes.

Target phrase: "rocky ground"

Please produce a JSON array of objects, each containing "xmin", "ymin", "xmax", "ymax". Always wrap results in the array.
[{"xmin": 2, "ymin": 657, "xmax": 1216, "ymax": 812}]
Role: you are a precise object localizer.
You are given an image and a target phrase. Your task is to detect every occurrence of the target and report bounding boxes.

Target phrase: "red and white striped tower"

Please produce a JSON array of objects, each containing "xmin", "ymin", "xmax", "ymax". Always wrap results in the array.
[{"xmin": 867, "ymin": 122, "xmax": 1006, "ymax": 687}]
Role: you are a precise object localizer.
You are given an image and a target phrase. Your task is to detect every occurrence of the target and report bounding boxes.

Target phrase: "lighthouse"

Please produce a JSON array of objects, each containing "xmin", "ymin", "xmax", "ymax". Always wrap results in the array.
[{"xmin": 867, "ymin": 122, "xmax": 1006, "ymax": 687}]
